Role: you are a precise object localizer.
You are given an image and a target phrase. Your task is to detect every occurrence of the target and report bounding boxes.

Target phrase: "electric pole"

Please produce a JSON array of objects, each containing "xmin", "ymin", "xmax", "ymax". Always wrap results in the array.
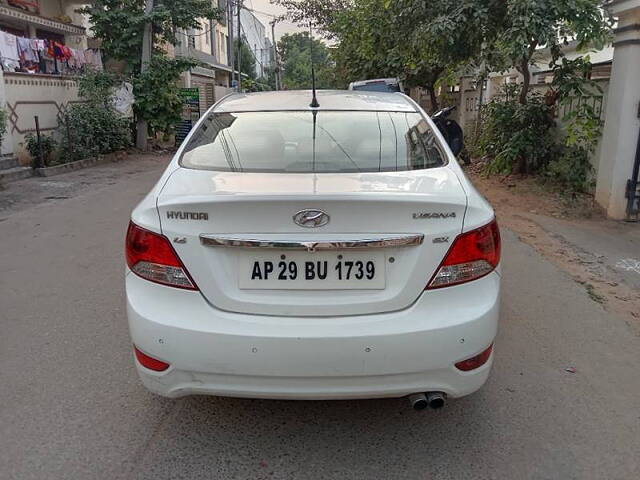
[
  {"xmin": 236, "ymin": 0, "xmax": 242, "ymax": 92},
  {"xmin": 228, "ymin": 0, "xmax": 234, "ymax": 88},
  {"xmin": 270, "ymin": 20, "xmax": 279, "ymax": 90},
  {"xmin": 209, "ymin": 17, "xmax": 216, "ymax": 61},
  {"xmin": 136, "ymin": 0, "xmax": 153, "ymax": 150}
]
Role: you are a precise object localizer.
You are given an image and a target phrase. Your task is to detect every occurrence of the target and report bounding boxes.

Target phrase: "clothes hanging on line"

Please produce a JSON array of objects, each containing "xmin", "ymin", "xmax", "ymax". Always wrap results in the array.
[
  {"xmin": 17, "ymin": 37, "xmax": 38, "ymax": 63},
  {"xmin": 0, "ymin": 32, "xmax": 103, "ymax": 74},
  {"xmin": 84, "ymin": 48, "xmax": 103, "ymax": 71},
  {"xmin": 32, "ymin": 39, "xmax": 46, "ymax": 53},
  {"xmin": 0, "ymin": 31, "xmax": 20, "ymax": 71}
]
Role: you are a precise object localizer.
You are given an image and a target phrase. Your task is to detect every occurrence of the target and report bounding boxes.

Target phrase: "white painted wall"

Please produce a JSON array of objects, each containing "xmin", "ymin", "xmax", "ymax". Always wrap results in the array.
[
  {"xmin": 0, "ymin": 69, "xmax": 13, "ymax": 156},
  {"xmin": 3, "ymin": 73, "xmax": 81, "ymax": 163},
  {"xmin": 595, "ymin": 0, "xmax": 640, "ymax": 219},
  {"xmin": 533, "ymin": 42, "xmax": 614, "ymax": 71},
  {"xmin": 215, "ymin": 85, "xmax": 233, "ymax": 102}
]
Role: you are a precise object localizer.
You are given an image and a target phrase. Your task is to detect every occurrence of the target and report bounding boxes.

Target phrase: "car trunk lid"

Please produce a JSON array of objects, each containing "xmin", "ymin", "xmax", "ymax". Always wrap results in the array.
[{"xmin": 157, "ymin": 167, "xmax": 467, "ymax": 316}]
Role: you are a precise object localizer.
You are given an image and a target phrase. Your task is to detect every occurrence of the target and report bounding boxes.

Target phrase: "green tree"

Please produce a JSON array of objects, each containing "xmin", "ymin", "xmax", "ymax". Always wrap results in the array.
[
  {"xmin": 394, "ymin": 0, "xmax": 507, "ymax": 109},
  {"xmin": 79, "ymin": 0, "xmax": 221, "ymax": 135},
  {"xmin": 494, "ymin": 0, "xmax": 612, "ymax": 104},
  {"xmin": 133, "ymin": 56, "xmax": 199, "ymax": 133},
  {"xmin": 278, "ymin": 0, "xmax": 612, "ymax": 109},
  {"xmin": 233, "ymin": 39, "xmax": 257, "ymax": 80},
  {"xmin": 278, "ymin": 32, "xmax": 337, "ymax": 90},
  {"xmin": 276, "ymin": 0, "xmax": 497, "ymax": 111},
  {"xmin": 79, "ymin": 0, "xmax": 220, "ymax": 70}
]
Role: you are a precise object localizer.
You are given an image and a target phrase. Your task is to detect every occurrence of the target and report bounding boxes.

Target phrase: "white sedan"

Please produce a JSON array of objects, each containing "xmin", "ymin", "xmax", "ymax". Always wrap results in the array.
[{"xmin": 125, "ymin": 90, "xmax": 500, "ymax": 409}]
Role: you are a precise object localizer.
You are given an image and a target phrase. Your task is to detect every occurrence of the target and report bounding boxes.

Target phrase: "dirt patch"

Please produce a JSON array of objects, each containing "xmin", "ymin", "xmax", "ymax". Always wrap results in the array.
[
  {"xmin": 466, "ymin": 164, "xmax": 640, "ymax": 330},
  {"xmin": 467, "ymin": 162, "xmax": 599, "ymax": 220}
]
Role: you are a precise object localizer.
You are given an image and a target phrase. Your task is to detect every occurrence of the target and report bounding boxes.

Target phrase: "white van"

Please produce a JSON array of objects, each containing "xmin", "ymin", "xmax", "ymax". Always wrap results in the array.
[{"xmin": 348, "ymin": 78, "xmax": 404, "ymax": 93}]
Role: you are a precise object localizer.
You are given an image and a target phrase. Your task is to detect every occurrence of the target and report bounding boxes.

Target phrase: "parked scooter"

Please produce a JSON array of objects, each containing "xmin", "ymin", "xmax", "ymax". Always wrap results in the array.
[{"xmin": 431, "ymin": 106, "xmax": 470, "ymax": 165}]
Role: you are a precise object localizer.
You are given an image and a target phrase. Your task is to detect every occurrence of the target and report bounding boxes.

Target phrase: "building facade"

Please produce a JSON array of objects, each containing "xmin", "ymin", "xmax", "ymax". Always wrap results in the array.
[
  {"xmin": 174, "ymin": 0, "xmax": 234, "ymax": 116},
  {"xmin": 0, "ymin": 0, "xmax": 94, "ymax": 163},
  {"xmin": 239, "ymin": 8, "xmax": 269, "ymax": 79}
]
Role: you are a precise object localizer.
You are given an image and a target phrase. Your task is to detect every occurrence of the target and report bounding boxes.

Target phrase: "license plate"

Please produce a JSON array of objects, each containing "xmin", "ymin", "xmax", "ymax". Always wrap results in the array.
[{"xmin": 239, "ymin": 251, "xmax": 385, "ymax": 290}]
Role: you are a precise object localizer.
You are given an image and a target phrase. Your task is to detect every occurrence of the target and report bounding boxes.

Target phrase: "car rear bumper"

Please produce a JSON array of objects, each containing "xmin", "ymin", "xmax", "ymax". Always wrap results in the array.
[{"xmin": 126, "ymin": 270, "xmax": 500, "ymax": 400}]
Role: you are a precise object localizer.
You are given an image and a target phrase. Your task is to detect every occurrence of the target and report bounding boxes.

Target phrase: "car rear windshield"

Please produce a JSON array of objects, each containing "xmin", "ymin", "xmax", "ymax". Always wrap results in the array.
[{"xmin": 180, "ymin": 110, "xmax": 445, "ymax": 173}]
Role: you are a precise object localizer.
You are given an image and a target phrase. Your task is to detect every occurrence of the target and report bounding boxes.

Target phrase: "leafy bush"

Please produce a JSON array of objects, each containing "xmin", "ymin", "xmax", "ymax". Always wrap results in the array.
[
  {"xmin": 79, "ymin": 70, "xmax": 119, "ymax": 107},
  {"xmin": 58, "ymin": 103, "xmax": 131, "ymax": 162},
  {"xmin": 474, "ymin": 81, "xmax": 599, "ymax": 193},
  {"xmin": 0, "ymin": 108, "xmax": 6, "ymax": 150},
  {"xmin": 478, "ymin": 92, "xmax": 558, "ymax": 175},
  {"xmin": 546, "ymin": 102, "xmax": 600, "ymax": 192},
  {"xmin": 463, "ymin": 119, "xmax": 484, "ymax": 159},
  {"xmin": 25, "ymin": 132, "xmax": 57, "ymax": 167},
  {"xmin": 550, "ymin": 57, "xmax": 601, "ymax": 103},
  {"xmin": 133, "ymin": 56, "xmax": 197, "ymax": 135},
  {"xmin": 55, "ymin": 70, "xmax": 131, "ymax": 162},
  {"xmin": 546, "ymin": 145, "xmax": 592, "ymax": 193},
  {"xmin": 543, "ymin": 58, "xmax": 603, "ymax": 193}
]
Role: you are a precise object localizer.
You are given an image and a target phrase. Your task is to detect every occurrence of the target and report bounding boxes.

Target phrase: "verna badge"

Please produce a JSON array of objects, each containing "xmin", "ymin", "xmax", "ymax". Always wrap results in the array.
[
  {"xmin": 413, "ymin": 212, "xmax": 456, "ymax": 219},
  {"xmin": 293, "ymin": 209, "xmax": 330, "ymax": 228}
]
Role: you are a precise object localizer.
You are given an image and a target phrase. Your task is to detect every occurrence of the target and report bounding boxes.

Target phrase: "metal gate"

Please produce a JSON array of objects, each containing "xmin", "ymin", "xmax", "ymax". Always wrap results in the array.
[{"xmin": 626, "ymin": 128, "xmax": 640, "ymax": 220}]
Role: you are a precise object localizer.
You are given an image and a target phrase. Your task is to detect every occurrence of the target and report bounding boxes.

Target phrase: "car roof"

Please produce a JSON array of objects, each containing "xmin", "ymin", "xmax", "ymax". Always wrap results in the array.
[{"xmin": 214, "ymin": 90, "xmax": 417, "ymax": 113}]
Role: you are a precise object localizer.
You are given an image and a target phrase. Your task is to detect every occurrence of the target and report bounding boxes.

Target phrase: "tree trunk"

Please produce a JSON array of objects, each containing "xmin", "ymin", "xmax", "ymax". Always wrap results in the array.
[
  {"xmin": 428, "ymin": 86, "xmax": 439, "ymax": 114},
  {"xmin": 516, "ymin": 41, "xmax": 537, "ymax": 105},
  {"xmin": 136, "ymin": 0, "xmax": 154, "ymax": 150},
  {"xmin": 518, "ymin": 58, "xmax": 530, "ymax": 105},
  {"xmin": 516, "ymin": 58, "xmax": 530, "ymax": 173}
]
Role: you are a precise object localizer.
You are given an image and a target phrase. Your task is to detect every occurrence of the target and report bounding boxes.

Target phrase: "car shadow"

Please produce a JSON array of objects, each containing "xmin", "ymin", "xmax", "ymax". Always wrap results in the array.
[{"xmin": 131, "ymin": 390, "xmax": 494, "ymax": 479}]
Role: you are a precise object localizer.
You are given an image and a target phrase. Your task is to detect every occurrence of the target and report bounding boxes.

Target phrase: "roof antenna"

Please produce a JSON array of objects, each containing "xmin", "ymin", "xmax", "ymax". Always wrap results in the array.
[{"xmin": 309, "ymin": 22, "xmax": 320, "ymax": 108}]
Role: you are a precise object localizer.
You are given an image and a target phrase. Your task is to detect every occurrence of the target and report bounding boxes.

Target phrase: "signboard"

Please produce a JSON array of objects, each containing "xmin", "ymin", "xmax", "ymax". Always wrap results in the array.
[
  {"xmin": 6, "ymin": 1, "xmax": 40, "ymax": 15},
  {"xmin": 176, "ymin": 88, "xmax": 201, "ymax": 146}
]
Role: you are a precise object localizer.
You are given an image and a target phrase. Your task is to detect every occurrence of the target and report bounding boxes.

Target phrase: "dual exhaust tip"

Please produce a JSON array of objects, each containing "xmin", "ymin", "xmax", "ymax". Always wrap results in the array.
[{"xmin": 409, "ymin": 392, "xmax": 445, "ymax": 410}]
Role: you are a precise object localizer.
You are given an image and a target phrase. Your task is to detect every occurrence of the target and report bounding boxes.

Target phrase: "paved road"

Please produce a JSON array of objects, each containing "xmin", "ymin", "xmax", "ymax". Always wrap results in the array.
[{"xmin": 1, "ymin": 156, "xmax": 639, "ymax": 480}]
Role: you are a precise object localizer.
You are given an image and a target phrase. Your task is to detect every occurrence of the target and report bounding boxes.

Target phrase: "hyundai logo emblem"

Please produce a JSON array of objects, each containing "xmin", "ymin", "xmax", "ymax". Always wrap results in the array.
[{"xmin": 293, "ymin": 209, "xmax": 330, "ymax": 228}]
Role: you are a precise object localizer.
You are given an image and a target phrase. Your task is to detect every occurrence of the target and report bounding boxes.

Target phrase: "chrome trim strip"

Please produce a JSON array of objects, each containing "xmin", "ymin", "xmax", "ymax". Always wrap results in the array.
[{"xmin": 199, "ymin": 234, "xmax": 424, "ymax": 252}]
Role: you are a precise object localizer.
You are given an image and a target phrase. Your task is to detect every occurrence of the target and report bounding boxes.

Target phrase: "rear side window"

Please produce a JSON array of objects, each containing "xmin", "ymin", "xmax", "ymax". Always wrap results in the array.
[{"xmin": 180, "ymin": 111, "xmax": 445, "ymax": 173}]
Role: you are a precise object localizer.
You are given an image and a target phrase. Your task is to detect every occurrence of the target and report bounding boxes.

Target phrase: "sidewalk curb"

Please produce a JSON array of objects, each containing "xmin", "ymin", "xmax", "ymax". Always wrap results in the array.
[{"xmin": 34, "ymin": 152, "xmax": 126, "ymax": 177}]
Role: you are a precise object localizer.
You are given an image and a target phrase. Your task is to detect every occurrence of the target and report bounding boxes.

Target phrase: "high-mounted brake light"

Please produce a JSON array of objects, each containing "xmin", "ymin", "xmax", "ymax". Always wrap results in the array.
[
  {"xmin": 427, "ymin": 219, "xmax": 500, "ymax": 289},
  {"xmin": 125, "ymin": 221, "xmax": 197, "ymax": 290}
]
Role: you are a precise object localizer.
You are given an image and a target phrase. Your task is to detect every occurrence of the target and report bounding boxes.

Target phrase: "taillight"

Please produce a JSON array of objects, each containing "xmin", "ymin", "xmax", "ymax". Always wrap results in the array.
[
  {"xmin": 134, "ymin": 345, "xmax": 170, "ymax": 372},
  {"xmin": 455, "ymin": 344, "xmax": 493, "ymax": 371},
  {"xmin": 125, "ymin": 221, "xmax": 197, "ymax": 290},
  {"xmin": 427, "ymin": 218, "xmax": 500, "ymax": 289}
]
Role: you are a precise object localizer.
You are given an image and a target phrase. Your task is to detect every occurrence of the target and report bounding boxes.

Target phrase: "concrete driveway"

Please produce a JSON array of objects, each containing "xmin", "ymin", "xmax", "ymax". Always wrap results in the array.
[{"xmin": 1, "ymin": 155, "xmax": 639, "ymax": 480}]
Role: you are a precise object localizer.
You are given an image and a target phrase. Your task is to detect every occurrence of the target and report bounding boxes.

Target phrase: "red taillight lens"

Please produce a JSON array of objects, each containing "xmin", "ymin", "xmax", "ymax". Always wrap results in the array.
[
  {"xmin": 125, "ymin": 221, "xmax": 197, "ymax": 290},
  {"xmin": 455, "ymin": 344, "xmax": 493, "ymax": 371},
  {"xmin": 427, "ymin": 218, "xmax": 500, "ymax": 289},
  {"xmin": 134, "ymin": 345, "xmax": 170, "ymax": 372}
]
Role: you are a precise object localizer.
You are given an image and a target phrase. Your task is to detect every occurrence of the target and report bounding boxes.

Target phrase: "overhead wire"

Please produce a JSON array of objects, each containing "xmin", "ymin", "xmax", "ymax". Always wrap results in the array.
[
  {"xmin": 239, "ymin": 23, "xmax": 265, "ymax": 70},
  {"xmin": 239, "ymin": 10, "xmax": 268, "ymax": 77},
  {"xmin": 184, "ymin": 1, "xmax": 301, "ymax": 43},
  {"xmin": 182, "ymin": 0, "xmax": 279, "ymax": 87},
  {"xmin": 242, "ymin": 6, "xmax": 302, "ymax": 28}
]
